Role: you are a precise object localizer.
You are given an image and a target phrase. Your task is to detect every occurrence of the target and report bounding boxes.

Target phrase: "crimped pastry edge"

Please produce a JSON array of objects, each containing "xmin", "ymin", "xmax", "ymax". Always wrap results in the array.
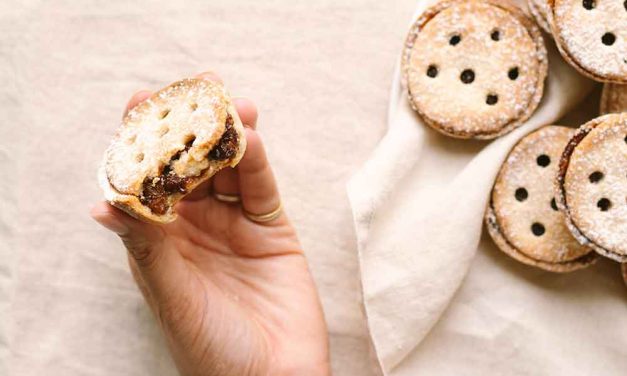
[
  {"xmin": 555, "ymin": 114, "xmax": 627, "ymax": 262},
  {"xmin": 485, "ymin": 202, "xmax": 597, "ymax": 272},
  {"xmin": 547, "ymin": 0, "xmax": 627, "ymax": 84},
  {"xmin": 527, "ymin": 0, "xmax": 551, "ymax": 33}
]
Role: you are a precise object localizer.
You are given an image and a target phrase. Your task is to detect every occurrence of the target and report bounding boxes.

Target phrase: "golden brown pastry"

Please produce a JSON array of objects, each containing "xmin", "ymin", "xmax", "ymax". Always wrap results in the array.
[
  {"xmin": 99, "ymin": 78, "xmax": 246, "ymax": 223},
  {"xmin": 402, "ymin": 0, "xmax": 547, "ymax": 139},
  {"xmin": 548, "ymin": 0, "xmax": 627, "ymax": 83},
  {"xmin": 557, "ymin": 113, "xmax": 627, "ymax": 262},
  {"xmin": 486, "ymin": 126, "xmax": 596, "ymax": 272},
  {"xmin": 600, "ymin": 83, "xmax": 627, "ymax": 114},
  {"xmin": 528, "ymin": 0, "xmax": 551, "ymax": 33}
]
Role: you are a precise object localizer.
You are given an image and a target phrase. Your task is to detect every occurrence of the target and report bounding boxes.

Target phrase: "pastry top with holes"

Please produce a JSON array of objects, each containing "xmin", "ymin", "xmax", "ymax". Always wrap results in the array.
[
  {"xmin": 562, "ymin": 113, "xmax": 627, "ymax": 260},
  {"xmin": 105, "ymin": 78, "xmax": 229, "ymax": 196},
  {"xmin": 600, "ymin": 83, "xmax": 627, "ymax": 114},
  {"xmin": 492, "ymin": 126, "xmax": 590, "ymax": 264},
  {"xmin": 402, "ymin": 0, "xmax": 547, "ymax": 139},
  {"xmin": 550, "ymin": 0, "xmax": 627, "ymax": 83}
]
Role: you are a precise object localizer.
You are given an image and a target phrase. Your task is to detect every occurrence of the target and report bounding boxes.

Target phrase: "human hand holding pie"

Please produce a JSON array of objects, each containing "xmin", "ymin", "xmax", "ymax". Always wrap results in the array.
[{"xmin": 92, "ymin": 72, "xmax": 330, "ymax": 376}]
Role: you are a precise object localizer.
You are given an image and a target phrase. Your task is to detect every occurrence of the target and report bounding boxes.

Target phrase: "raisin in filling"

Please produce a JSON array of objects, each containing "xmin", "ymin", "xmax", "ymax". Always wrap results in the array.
[
  {"xmin": 139, "ymin": 143, "xmax": 193, "ymax": 215},
  {"xmin": 208, "ymin": 114, "xmax": 238, "ymax": 160},
  {"xmin": 140, "ymin": 114, "xmax": 238, "ymax": 214},
  {"xmin": 140, "ymin": 173, "xmax": 192, "ymax": 215}
]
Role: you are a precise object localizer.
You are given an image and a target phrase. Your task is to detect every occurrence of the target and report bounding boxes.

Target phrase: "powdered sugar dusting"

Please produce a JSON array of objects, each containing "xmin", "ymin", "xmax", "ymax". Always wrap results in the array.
[
  {"xmin": 403, "ymin": 0, "xmax": 547, "ymax": 139},
  {"xmin": 563, "ymin": 113, "xmax": 627, "ymax": 260},
  {"xmin": 105, "ymin": 78, "xmax": 229, "ymax": 195},
  {"xmin": 600, "ymin": 83, "xmax": 627, "ymax": 114},
  {"xmin": 492, "ymin": 126, "xmax": 592, "ymax": 265},
  {"xmin": 552, "ymin": 0, "xmax": 627, "ymax": 82},
  {"xmin": 528, "ymin": 0, "xmax": 551, "ymax": 32}
]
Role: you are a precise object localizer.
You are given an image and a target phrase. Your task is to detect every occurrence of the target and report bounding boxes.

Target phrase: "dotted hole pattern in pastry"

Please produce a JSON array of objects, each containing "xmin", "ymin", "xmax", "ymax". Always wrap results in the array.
[
  {"xmin": 582, "ymin": 0, "xmax": 595, "ymax": 10},
  {"xmin": 580, "ymin": 131, "xmax": 627, "ymax": 214},
  {"xmin": 580, "ymin": 0, "xmax": 623, "ymax": 47},
  {"xmin": 508, "ymin": 67, "xmax": 519, "ymax": 80},
  {"xmin": 597, "ymin": 197, "xmax": 612, "ymax": 211},
  {"xmin": 536, "ymin": 154, "xmax": 551, "ymax": 167},
  {"xmin": 515, "ymin": 187, "xmax": 528, "ymax": 201},
  {"xmin": 588, "ymin": 171, "xmax": 604, "ymax": 183},
  {"xmin": 531, "ymin": 222, "xmax": 545, "ymax": 236},
  {"xmin": 513, "ymin": 152, "xmax": 557, "ymax": 236},
  {"xmin": 424, "ymin": 29, "xmax": 521, "ymax": 109},
  {"xmin": 491, "ymin": 29, "xmax": 500, "ymax": 41},
  {"xmin": 159, "ymin": 109, "xmax": 171, "ymax": 120},
  {"xmin": 427, "ymin": 65, "xmax": 438, "ymax": 78},
  {"xmin": 551, "ymin": 198, "xmax": 558, "ymax": 211},
  {"xmin": 602, "ymin": 33, "xmax": 616, "ymax": 46},
  {"xmin": 185, "ymin": 134, "xmax": 196, "ymax": 147},
  {"xmin": 586, "ymin": 169, "xmax": 614, "ymax": 212},
  {"xmin": 158, "ymin": 126, "xmax": 170, "ymax": 137}
]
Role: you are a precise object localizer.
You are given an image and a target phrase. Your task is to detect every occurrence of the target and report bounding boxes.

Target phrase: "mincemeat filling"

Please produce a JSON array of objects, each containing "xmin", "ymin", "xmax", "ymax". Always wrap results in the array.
[{"xmin": 139, "ymin": 114, "xmax": 238, "ymax": 214}]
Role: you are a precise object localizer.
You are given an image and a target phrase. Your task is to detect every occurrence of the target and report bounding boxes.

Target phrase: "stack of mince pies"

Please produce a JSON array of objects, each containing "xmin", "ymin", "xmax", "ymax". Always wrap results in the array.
[{"xmin": 401, "ymin": 0, "xmax": 627, "ymax": 286}]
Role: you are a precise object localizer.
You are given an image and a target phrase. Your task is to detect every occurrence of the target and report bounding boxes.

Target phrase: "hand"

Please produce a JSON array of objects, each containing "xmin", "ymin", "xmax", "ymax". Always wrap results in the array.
[{"xmin": 92, "ymin": 72, "xmax": 330, "ymax": 376}]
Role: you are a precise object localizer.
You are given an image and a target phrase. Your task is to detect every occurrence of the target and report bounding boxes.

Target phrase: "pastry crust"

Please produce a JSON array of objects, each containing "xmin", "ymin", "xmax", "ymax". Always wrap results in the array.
[
  {"xmin": 486, "ymin": 126, "xmax": 595, "ymax": 272},
  {"xmin": 486, "ymin": 206, "xmax": 597, "ymax": 272},
  {"xmin": 548, "ymin": 0, "xmax": 627, "ymax": 83},
  {"xmin": 600, "ymin": 83, "xmax": 627, "ymax": 115},
  {"xmin": 402, "ymin": 0, "xmax": 547, "ymax": 139},
  {"xmin": 99, "ymin": 78, "xmax": 246, "ymax": 224},
  {"xmin": 527, "ymin": 0, "xmax": 551, "ymax": 33},
  {"xmin": 557, "ymin": 113, "xmax": 627, "ymax": 262}
]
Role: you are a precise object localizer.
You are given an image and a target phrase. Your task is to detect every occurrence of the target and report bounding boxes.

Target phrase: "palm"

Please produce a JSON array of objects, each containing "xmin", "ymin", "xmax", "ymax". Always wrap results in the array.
[{"xmin": 150, "ymin": 197, "xmax": 327, "ymax": 375}]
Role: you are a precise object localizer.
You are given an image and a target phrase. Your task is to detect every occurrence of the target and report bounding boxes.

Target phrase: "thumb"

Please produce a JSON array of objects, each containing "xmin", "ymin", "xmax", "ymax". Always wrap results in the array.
[{"xmin": 91, "ymin": 202, "xmax": 189, "ymax": 303}]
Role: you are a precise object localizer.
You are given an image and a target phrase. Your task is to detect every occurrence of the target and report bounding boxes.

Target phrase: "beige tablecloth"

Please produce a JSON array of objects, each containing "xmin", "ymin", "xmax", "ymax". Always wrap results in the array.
[
  {"xmin": 1, "ymin": 1, "xmax": 625, "ymax": 375},
  {"xmin": 1, "ymin": 1, "xmax": 419, "ymax": 374}
]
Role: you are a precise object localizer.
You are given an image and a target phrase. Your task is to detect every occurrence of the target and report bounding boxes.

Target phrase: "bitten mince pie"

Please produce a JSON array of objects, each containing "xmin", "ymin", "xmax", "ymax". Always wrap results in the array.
[
  {"xmin": 99, "ymin": 78, "xmax": 246, "ymax": 223},
  {"xmin": 549, "ymin": 0, "xmax": 627, "ymax": 83},
  {"xmin": 600, "ymin": 83, "xmax": 627, "ymax": 114},
  {"xmin": 486, "ymin": 126, "xmax": 596, "ymax": 272},
  {"xmin": 557, "ymin": 113, "xmax": 627, "ymax": 262},
  {"xmin": 402, "ymin": 0, "xmax": 548, "ymax": 139}
]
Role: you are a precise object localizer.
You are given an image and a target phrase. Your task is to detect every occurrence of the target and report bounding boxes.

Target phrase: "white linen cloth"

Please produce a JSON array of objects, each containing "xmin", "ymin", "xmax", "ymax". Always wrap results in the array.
[{"xmin": 348, "ymin": 1, "xmax": 627, "ymax": 375}]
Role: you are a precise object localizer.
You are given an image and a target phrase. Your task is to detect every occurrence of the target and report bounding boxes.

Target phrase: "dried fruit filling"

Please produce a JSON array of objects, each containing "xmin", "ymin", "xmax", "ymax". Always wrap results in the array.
[
  {"xmin": 140, "ymin": 114, "xmax": 238, "ymax": 214},
  {"xmin": 209, "ymin": 114, "xmax": 238, "ymax": 160}
]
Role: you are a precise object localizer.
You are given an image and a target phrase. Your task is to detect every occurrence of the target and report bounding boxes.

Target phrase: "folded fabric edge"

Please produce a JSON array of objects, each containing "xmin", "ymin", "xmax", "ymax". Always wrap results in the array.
[{"xmin": 347, "ymin": 44, "xmax": 595, "ymax": 374}]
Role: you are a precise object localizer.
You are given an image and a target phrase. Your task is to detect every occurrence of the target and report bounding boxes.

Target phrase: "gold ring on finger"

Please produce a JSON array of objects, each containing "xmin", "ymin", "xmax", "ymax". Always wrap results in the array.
[
  {"xmin": 243, "ymin": 202, "xmax": 283, "ymax": 223},
  {"xmin": 213, "ymin": 192, "xmax": 241, "ymax": 203}
]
